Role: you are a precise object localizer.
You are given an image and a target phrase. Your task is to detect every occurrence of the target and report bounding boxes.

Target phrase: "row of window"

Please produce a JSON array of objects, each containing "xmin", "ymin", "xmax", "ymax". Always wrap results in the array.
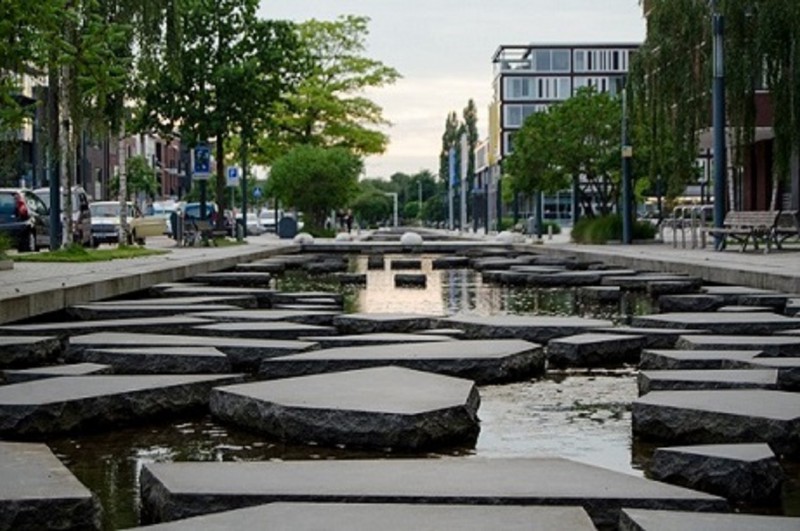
[
  {"xmin": 498, "ymin": 48, "xmax": 635, "ymax": 74},
  {"xmin": 503, "ymin": 76, "xmax": 626, "ymax": 102},
  {"xmin": 504, "ymin": 104, "xmax": 551, "ymax": 127}
]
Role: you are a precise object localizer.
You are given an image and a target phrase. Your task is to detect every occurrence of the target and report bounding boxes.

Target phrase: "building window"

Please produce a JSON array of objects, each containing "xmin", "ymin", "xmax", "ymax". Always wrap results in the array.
[
  {"xmin": 534, "ymin": 50, "xmax": 551, "ymax": 72},
  {"xmin": 574, "ymin": 50, "xmax": 585, "ymax": 72},
  {"xmin": 552, "ymin": 50, "xmax": 570, "ymax": 71},
  {"xmin": 504, "ymin": 77, "xmax": 533, "ymax": 100}
]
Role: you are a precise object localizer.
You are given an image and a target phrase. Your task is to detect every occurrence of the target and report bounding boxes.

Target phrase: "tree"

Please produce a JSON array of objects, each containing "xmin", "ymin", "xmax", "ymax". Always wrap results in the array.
[
  {"xmin": 137, "ymin": 0, "xmax": 301, "ymax": 230},
  {"xmin": 258, "ymin": 15, "xmax": 400, "ymax": 160},
  {"xmin": 438, "ymin": 111, "xmax": 461, "ymax": 182},
  {"xmin": 110, "ymin": 155, "xmax": 158, "ymax": 200},
  {"xmin": 267, "ymin": 145, "xmax": 362, "ymax": 230},
  {"xmin": 463, "ymin": 99, "xmax": 479, "ymax": 190},
  {"xmin": 506, "ymin": 88, "xmax": 622, "ymax": 216},
  {"xmin": 351, "ymin": 189, "xmax": 391, "ymax": 227}
]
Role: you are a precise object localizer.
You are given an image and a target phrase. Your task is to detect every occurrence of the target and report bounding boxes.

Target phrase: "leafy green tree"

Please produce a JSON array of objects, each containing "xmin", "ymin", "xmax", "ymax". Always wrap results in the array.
[
  {"xmin": 137, "ymin": 0, "xmax": 301, "ymax": 229},
  {"xmin": 438, "ymin": 111, "xmax": 461, "ymax": 182},
  {"xmin": 463, "ymin": 98, "xmax": 478, "ymax": 190},
  {"xmin": 258, "ymin": 15, "xmax": 400, "ymax": 160},
  {"xmin": 351, "ymin": 189, "xmax": 391, "ymax": 227},
  {"xmin": 267, "ymin": 145, "xmax": 362, "ymax": 230},
  {"xmin": 110, "ymin": 155, "xmax": 158, "ymax": 199}
]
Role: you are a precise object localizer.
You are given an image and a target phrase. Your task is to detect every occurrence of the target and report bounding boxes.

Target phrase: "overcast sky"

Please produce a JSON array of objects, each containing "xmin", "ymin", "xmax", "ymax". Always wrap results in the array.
[{"xmin": 258, "ymin": 1, "xmax": 646, "ymax": 179}]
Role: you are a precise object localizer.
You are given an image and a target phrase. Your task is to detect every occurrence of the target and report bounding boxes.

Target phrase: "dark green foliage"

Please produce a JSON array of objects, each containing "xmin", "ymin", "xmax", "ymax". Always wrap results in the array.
[
  {"xmin": 571, "ymin": 214, "xmax": 656, "ymax": 244},
  {"xmin": 351, "ymin": 190, "xmax": 392, "ymax": 227}
]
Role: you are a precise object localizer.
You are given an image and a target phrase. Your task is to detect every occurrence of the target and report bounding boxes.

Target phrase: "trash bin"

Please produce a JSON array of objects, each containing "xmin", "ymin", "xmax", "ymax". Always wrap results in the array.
[
  {"xmin": 171, "ymin": 212, "xmax": 183, "ymax": 243},
  {"xmin": 277, "ymin": 216, "xmax": 298, "ymax": 239}
]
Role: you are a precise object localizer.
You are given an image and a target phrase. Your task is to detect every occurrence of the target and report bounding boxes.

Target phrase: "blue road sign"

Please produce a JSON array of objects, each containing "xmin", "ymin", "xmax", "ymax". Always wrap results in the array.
[
  {"xmin": 193, "ymin": 145, "xmax": 211, "ymax": 180},
  {"xmin": 253, "ymin": 186, "xmax": 262, "ymax": 199},
  {"xmin": 227, "ymin": 167, "xmax": 239, "ymax": 187}
]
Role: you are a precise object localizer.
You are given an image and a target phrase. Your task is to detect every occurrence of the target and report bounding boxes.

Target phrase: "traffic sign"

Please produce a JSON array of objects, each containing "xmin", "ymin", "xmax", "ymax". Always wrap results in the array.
[
  {"xmin": 227, "ymin": 166, "xmax": 239, "ymax": 187},
  {"xmin": 253, "ymin": 186, "xmax": 262, "ymax": 199},
  {"xmin": 192, "ymin": 145, "xmax": 211, "ymax": 180}
]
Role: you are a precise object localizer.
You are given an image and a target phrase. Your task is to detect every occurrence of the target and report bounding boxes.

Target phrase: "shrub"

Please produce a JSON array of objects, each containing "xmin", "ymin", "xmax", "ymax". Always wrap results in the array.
[
  {"xmin": 0, "ymin": 233, "xmax": 9, "ymax": 259},
  {"xmin": 571, "ymin": 214, "xmax": 656, "ymax": 244}
]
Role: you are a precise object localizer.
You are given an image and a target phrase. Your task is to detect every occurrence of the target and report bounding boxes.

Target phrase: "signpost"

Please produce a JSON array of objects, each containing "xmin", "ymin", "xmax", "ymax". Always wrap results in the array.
[{"xmin": 193, "ymin": 144, "xmax": 211, "ymax": 220}]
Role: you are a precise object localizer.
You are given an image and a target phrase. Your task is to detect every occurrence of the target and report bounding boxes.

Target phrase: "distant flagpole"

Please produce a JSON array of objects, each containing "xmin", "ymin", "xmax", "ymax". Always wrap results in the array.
[{"xmin": 448, "ymin": 148, "xmax": 456, "ymax": 230}]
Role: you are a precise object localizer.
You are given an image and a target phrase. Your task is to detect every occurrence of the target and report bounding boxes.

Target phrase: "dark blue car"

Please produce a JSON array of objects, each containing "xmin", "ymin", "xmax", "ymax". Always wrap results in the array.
[{"xmin": 0, "ymin": 188, "xmax": 51, "ymax": 252}]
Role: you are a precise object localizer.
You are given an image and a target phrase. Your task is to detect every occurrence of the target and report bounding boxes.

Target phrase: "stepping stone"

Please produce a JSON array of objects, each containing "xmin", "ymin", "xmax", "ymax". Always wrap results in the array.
[
  {"xmin": 139, "ymin": 457, "xmax": 727, "ymax": 528},
  {"xmin": 333, "ymin": 313, "xmax": 442, "ymax": 334},
  {"xmin": 675, "ymin": 334, "xmax": 800, "ymax": 357},
  {"xmin": 639, "ymin": 350, "xmax": 762, "ymax": 370},
  {"xmin": 260, "ymin": 339, "xmax": 544, "ymax": 384},
  {"xmin": 432, "ymin": 256, "xmax": 470, "ymax": 269},
  {"xmin": 211, "ymin": 367, "xmax": 480, "ymax": 451},
  {"xmin": 702, "ymin": 286, "xmax": 789, "ymax": 312},
  {"xmin": 86, "ymin": 295, "xmax": 258, "ymax": 309},
  {"xmin": 67, "ymin": 299, "xmax": 239, "ymax": 321},
  {"xmin": 272, "ymin": 304, "xmax": 342, "ymax": 312},
  {"xmin": 390, "ymin": 258, "xmax": 422, "ymax": 270},
  {"xmin": 235, "ymin": 260, "xmax": 286, "ymax": 273},
  {"xmin": 72, "ymin": 347, "xmax": 230, "ymax": 374},
  {"xmin": 602, "ymin": 274, "xmax": 701, "ymax": 291},
  {"xmin": 743, "ymin": 357, "xmax": 800, "ymax": 391},
  {"xmin": 0, "ymin": 374, "xmax": 242, "ymax": 436},
  {"xmin": 366, "ymin": 254, "xmax": 385, "ymax": 269},
  {"xmin": 188, "ymin": 272, "xmax": 272, "ymax": 287},
  {"xmin": 4, "ymin": 363, "xmax": 112, "ymax": 384},
  {"xmin": 0, "ymin": 315, "xmax": 211, "ymax": 337},
  {"xmin": 304, "ymin": 259, "xmax": 348, "ymax": 274},
  {"xmin": 439, "ymin": 315, "xmax": 613, "ymax": 343},
  {"xmin": 394, "ymin": 273, "xmax": 426, "ymax": 287},
  {"xmin": 192, "ymin": 322, "xmax": 337, "ymax": 340},
  {"xmin": 415, "ymin": 328, "xmax": 466, "ymax": 338},
  {"xmin": 620, "ymin": 508, "xmax": 799, "ymax": 531},
  {"xmin": 297, "ymin": 333, "xmax": 455, "ymax": 349},
  {"xmin": 786, "ymin": 298, "xmax": 800, "ymax": 316},
  {"xmin": 0, "ymin": 442, "xmax": 100, "ymax": 530},
  {"xmin": 151, "ymin": 284, "xmax": 275, "ymax": 307},
  {"xmin": 631, "ymin": 312, "xmax": 800, "ymax": 334},
  {"xmin": 334, "ymin": 273, "xmax": 366, "ymax": 285},
  {"xmin": 718, "ymin": 305, "xmax": 775, "ymax": 313},
  {"xmin": 649, "ymin": 443, "xmax": 785, "ymax": 502},
  {"xmin": 471, "ymin": 257, "xmax": 534, "ymax": 271},
  {"xmin": 578, "ymin": 286, "xmax": 622, "ymax": 303},
  {"xmin": 495, "ymin": 271, "xmax": 533, "ymax": 286},
  {"xmin": 547, "ymin": 333, "xmax": 645, "ymax": 368},
  {"xmin": 658, "ymin": 295, "xmax": 724, "ymax": 313},
  {"xmin": 69, "ymin": 332, "xmax": 318, "ymax": 372},
  {"xmin": 646, "ymin": 281, "xmax": 703, "ymax": 296},
  {"xmin": 525, "ymin": 271, "xmax": 604, "ymax": 287},
  {"xmin": 271, "ymin": 291, "xmax": 344, "ymax": 305},
  {"xmin": 0, "ymin": 336, "xmax": 62, "ymax": 369},
  {"xmin": 637, "ymin": 369, "xmax": 778, "ymax": 394},
  {"xmin": 632, "ymin": 389, "xmax": 800, "ymax": 455},
  {"xmin": 187, "ymin": 309, "xmax": 340, "ymax": 326},
  {"xmin": 509, "ymin": 265, "xmax": 567, "ymax": 274},
  {"xmin": 132, "ymin": 503, "xmax": 596, "ymax": 531},
  {"xmin": 596, "ymin": 327, "xmax": 709, "ymax": 349}
]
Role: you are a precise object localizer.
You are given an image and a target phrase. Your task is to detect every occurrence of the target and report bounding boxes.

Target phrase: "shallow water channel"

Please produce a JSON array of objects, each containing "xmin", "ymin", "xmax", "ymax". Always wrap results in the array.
[{"xmin": 42, "ymin": 254, "xmax": 757, "ymax": 529}]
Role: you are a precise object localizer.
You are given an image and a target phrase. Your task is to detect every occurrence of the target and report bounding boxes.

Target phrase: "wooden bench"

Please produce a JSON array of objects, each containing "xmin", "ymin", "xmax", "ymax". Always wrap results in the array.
[
  {"xmin": 183, "ymin": 218, "xmax": 228, "ymax": 246},
  {"xmin": 704, "ymin": 210, "xmax": 780, "ymax": 253},
  {"xmin": 773, "ymin": 210, "xmax": 800, "ymax": 249}
]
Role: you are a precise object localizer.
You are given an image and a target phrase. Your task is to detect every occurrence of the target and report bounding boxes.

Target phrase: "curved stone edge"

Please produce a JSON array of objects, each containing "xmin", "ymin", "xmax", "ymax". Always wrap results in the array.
[{"xmin": 209, "ymin": 385, "xmax": 480, "ymax": 452}]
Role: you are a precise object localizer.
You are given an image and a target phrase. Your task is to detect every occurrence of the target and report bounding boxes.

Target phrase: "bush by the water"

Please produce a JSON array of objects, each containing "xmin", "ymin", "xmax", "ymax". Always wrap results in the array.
[{"xmin": 571, "ymin": 214, "xmax": 656, "ymax": 244}]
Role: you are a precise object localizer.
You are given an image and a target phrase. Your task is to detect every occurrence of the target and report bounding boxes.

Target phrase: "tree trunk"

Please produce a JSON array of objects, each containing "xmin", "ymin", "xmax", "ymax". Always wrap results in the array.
[
  {"xmin": 59, "ymin": 64, "xmax": 72, "ymax": 247},
  {"xmin": 118, "ymin": 118, "xmax": 128, "ymax": 244},
  {"xmin": 215, "ymin": 135, "xmax": 226, "ymax": 230}
]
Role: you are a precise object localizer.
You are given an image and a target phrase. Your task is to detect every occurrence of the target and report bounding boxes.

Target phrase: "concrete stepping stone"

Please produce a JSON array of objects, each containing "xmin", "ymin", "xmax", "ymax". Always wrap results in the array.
[
  {"xmin": 631, "ymin": 312, "xmax": 800, "ymax": 334},
  {"xmin": 596, "ymin": 327, "xmax": 709, "ymax": 349},
  {"xmin": 71, "ymin": 347, "xmax": 230, "ymax": 374},
  {"xmin": 187, "ymin": 309, "xmax": 341, "ymax": 326},
  {"xmin": 646, "ymin": 280, "xmax": 704, "ymax": 296},
  {"xmin": 297, "ymin": 333, "xmax": 455, "ymax": 349},
  {"xmin": 0, "ymin": 442, "xmax": 100, "ymax": 530},
  {"xmin": 432, "ymin": 256, "xmax": 470, "ymax": 269},
  {"xmin": 620, "ymin": 508, "xmax": 799, "ymax": 531},
  {"xmin": 0, "ymin": 315, "xmax": 212, "ymax": 337},
  {"xmin": 366, "ymin": 254, "xmax": 385, "ymax": 269},
  {"xmin": 509, "ymin": 265, "xmax": 567, "ymax": 274},
  {"xmin": 639, "ymin": 350, "xmax": 762, "ymax": 370},
  {"xmin": 0, "ymin": 374, "xmax": 242, "ymax": 436},
  {"xmin": 67, "ymin": 300, "xmax": 239, "ymax": 321},
  {"xmin": 702, "ymin": 286, "xmax": 789, "ymax": 312},
  {"xmin": 602, "ymin": 274, "xmax": 701, "ymax": 291},
  {"xmin": 69, "ymin": 332, "xmax": 318, "ymax": 372},
  {"xmin": 649, "ymin": 443, "xmax": 785, "ymax": 503},
  {"xmin": 139, "ymin": 457, "xmax": 727, "ymax": 528},
  {"xmin": 235, "ymin": 260, "xmax": 286, "ymax": 273},
  {"xmin": 657, "ymin": 295, "xmax": 724, "ymax": 313},
  {"xmin": 260, "ymin": 339, "xmax": 544, "ymax": 384},
  {"xmin": 304, "ymin": 259, "xmax": 349, "ymax": 274},
  {"xmin": 578, "ymin": 286, "xmax": 622, "ymax": 303},
  {"xmin": 415, "ymin": 328, "xmax": 466, "ymax": 337},
  {"xmin": 675, "ymin": 334, "xmax": 800, "ymax": 357},
  {"xmin": 632, "ymin": 389, "xmax": 800, "ymax": 455},
  {"xmin": 133, "ymin": 503, "xmax": 596, "ymax": 531},
  {"xmin": 334, "ymin": 272, "xmax": 366, "ymax": 285},
  {"xmin": 525, "ymin": 271, "xmax": 604, "ymax": 287},
  {"xmin": 188, "ymin": 272, "xmax": 272, "ymax": 287},
  {"xmin": 86, "ymin": 295, "xmax": 258, "ymax": 308},
  {"xmin": 271, "ymin": 304, "xmax": 342, "ymax": 312},
  {"xmin": 0, "ymin": 336, "xmax": 62, "ymax": 369},
  {"xmin": 743, "ymin": 357, "xmax": 800, "ymax": 391},
  {"xmin": 211, "ymin": 366, "xmax": 480, "ymax": 451},
  {"xmin": 394, "ymin": 273, "xmax": 427, "ymax": 287},
  {"xmin": 547, "ymin": 333, "xmax": 645, "ymax": 368},
  {"xmin": 717, "ymin": 305, "xmax": 774, "ymax": 313},
  {"xmin": 439, "ymin": 315, "xmax": 613, "ymax": 343},
  {"xmin": 192, "ymin": 322, "xmax": 337, "ymax": 340},
  {"xmin": 333, "ymin": 313, "xmax": 442, "ymax": 334},
  {"xmin": 4, "ymin": 362, "xmax": 112, "ymax": 384},
  {"xmin": 390, "ymin": 258, "xmax": 422, "ymax": 270},
  {"xmin": 637, "ymin": 369, "xmax": 778, "ymax": 394},
  {"xmin": 151, "ymin": 284, "xmax": 275, "ymax": 307},
  {"xmin": 271, "ymin": 291, "xmax": 344, "ymax": 305},
  {"xmin": 471, "ymin": 256, "xmax": 534, "ymax": 271}
]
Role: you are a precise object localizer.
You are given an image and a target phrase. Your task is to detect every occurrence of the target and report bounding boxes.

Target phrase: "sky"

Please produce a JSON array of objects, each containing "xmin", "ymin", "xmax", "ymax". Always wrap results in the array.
[{"xmin": 258, "ymin": 1, "xmax": 646, "ymax": 179}]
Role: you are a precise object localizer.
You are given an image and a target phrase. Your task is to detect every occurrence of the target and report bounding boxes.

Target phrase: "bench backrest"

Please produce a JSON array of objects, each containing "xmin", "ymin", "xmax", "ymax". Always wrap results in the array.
[{"xmin": 723, "ymin": 210, "xmax": 779, "ymax": 228}]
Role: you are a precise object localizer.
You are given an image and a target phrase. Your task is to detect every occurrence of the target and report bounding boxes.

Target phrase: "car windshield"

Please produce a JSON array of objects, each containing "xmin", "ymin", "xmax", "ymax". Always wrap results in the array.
[{"xmin": 91, "ymin": 203, "xmax": 132, "ymax": 217}]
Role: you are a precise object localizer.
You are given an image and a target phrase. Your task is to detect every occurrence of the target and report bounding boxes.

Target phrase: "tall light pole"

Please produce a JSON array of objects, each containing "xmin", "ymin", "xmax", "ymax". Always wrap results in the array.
[
  {"xmin": 621, "ymin": 85, "xmax": 633, "ymax": 244},
  {"xmin": 418, "ymin": 180, "xmax": 422, "ymax": 222},
  {"xmin": 711, "ymin": 0, "xmax": 727, "ymax": 250}
]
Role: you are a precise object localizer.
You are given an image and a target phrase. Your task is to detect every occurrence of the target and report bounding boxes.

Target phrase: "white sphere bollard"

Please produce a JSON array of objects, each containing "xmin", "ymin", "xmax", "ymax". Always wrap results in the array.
[
  {"xmin": 335, "ymin": 232, "xmax": 353, "ymax": 242},
  {"xmin": 400, "ymin": 231, "xmax": 424, "ymax": 246},
  {"xmin": 495, "ymin": 231, "xmax": 522, "ymax": 244},
  {"xmin": 293, "ymin": 232, "xmax": 315, "ymax": 245}
]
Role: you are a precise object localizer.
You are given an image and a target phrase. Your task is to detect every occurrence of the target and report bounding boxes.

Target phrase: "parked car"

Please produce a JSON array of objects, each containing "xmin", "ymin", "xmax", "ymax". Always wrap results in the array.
[
  {"xmin": 234, "ymin": 211, "xmax": 266, "ymax": 236},
  {"xmin": 181, "ymin": 202, "xmax": 233, "ymax": 236},
  {"xmin": 33, "ymin": 186, "xmax": 92, "ymax": 246},
  {"xmin": 89, "ymin": 201, "xmax": 166, "ymax": 246},
  {"xmin": 258, "ymin": 208, "xmax": 279, "ymax": 232},
  {"xmin": 0, "ymin": 188, "xmax": 51, "ymax": 252},
  {"xmin": 145, "ymin": 201, "xmax": 178, "ymax": 236}
]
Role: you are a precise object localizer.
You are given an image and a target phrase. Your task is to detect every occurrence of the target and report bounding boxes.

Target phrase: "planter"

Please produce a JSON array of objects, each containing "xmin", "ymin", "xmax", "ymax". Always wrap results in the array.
[{"xmin": 0, "ymin": 259, "xmax": 13, "ymax": 271}]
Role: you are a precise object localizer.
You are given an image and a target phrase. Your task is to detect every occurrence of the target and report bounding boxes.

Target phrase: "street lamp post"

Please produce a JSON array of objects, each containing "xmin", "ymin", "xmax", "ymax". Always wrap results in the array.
[
  {"xmin": 622, "ymin": 86, "xmax": 633, "ymax": 245},
  {"xmin": 711, "ymin": 0, "xmax": 727, "ymax": 250},
  {"xmin": 384, "ymin": 192, "xmax": 398, "ymax": 228}
]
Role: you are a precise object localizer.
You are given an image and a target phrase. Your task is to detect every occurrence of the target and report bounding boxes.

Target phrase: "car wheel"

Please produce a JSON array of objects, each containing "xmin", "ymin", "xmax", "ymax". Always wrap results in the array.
[{"xmin": 20, "ymin": 229, "xmax": 37, "ymax": 252}]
